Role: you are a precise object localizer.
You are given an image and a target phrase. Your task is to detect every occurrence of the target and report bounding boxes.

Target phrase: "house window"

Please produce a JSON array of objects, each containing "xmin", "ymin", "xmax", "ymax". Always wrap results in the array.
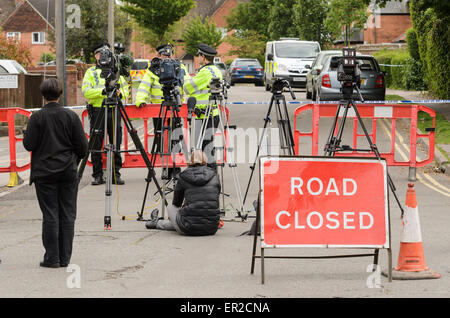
[
  {"xmin": 32, "ymin": 32, "xmax": 45, "ymax": 44},
  {"xmin": 6, "ymin": 32, "xmax": 21, "ymax": 41}
]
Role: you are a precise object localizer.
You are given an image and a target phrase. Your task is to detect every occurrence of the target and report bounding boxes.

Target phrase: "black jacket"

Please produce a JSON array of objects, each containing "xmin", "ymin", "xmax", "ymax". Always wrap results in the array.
[
  {"xmin": 172, "ymin": 165, "xmax": 221, "ymax": 236},
  {"xmin": 23, "ymin": 102, "xmax": 88, "ymax": 184}
]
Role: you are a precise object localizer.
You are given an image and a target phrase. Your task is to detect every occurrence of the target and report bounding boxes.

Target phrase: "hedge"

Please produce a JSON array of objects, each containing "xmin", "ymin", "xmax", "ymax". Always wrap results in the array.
[{"xmin": 410, "ymin": 2, "xmax": 450, "ymax": 99}]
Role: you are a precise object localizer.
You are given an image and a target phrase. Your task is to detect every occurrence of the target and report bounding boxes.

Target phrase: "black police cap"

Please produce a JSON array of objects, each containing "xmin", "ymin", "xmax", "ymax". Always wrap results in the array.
[{"xmin": 197, "ymin": 44, "xmax": 217, "ymax": 57}]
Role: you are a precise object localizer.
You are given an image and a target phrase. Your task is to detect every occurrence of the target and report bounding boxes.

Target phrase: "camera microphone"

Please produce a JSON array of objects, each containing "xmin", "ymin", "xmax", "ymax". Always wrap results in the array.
[{"xmin": 187, "ymin": 97, "xmax": 197, "ymax": 122}]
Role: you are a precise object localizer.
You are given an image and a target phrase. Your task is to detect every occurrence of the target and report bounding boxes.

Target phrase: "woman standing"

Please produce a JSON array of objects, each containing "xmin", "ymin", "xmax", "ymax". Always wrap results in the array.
[{"xmin": 23, "ymin": 78, "xmax": 88, "ymax": 268}]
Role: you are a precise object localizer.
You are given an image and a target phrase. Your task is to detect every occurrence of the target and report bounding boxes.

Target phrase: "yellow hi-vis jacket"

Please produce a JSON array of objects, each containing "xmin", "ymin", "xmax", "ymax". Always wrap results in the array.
[
  {"xmin": 183, "ymin": 63, "xmax": 223, "ymax": 119},
  {"xmin": 82, "ymin": 66, "xmax": 130, "ymax": 107},
  {"xmin": 135, "ymin": 63, "xmax": 191, "ymax": 107}
]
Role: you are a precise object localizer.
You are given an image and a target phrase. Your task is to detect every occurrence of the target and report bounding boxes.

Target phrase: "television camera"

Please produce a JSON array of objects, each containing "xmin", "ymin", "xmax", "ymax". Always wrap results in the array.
[
  {"xmin": 149, "ymin": 57, "xmax": 185, "ymax": 105},
  {"xmin": 336, "ymin": 47, "xmax": 362, "ymax": 100},
  {"xmin": 98, "ymin": 42, "xmax": 133, "ymax": 94}
]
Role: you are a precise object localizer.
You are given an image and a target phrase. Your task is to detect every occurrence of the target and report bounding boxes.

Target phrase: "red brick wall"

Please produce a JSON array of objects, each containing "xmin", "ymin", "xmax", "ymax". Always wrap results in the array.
[
  {"xmin": 212, "ymin": 0, "xmax": 238, "ymax": 28},
  {"xmin": 1, "ymin": 1, "xmax": 53, "ymax": 66},
  {"xmin": 212, "ymin": 0, "xmax": 240, "ymax": 64},
  {"xmin": 363, "ymin": 15, "xmax": 412, "ymax": 44}
]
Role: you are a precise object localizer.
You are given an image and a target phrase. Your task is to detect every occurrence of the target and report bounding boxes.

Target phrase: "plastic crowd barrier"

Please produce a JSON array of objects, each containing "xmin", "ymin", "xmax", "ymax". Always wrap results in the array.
[{"xmin": 293, "ymin": 103, "xmax": 435, "ymax": 170}]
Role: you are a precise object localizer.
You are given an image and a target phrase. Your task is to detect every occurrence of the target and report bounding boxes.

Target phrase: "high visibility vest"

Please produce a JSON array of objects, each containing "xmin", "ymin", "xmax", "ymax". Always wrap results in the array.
[
  {"xmin": 82, "ymin": 66, "xmax": 130, "ymax": 108},
  {"xmin": 136, "ymin": 63, "xmax": 191, "ymax": 107},
  {"xmin": 183, "ymin": 63, "xmax": 223, "ymax": 119}
]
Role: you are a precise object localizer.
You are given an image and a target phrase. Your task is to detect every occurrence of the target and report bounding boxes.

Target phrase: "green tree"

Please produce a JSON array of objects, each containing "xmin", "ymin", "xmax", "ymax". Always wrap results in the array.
[
  {"xmin": 182, "ymin": 15, "xmax": 222, "ymax": 56},
  {"xmin": 226, "ymin": 0, "xmax": 273, "ymax": 40},
  {"xmin": 48, "ymin": 0, "xmax": 134, "ymax": 63},
  {"xmin": 325, "ymin": 0, "xmax": 368, "ymax": 44},
  {"xmin": 121, "ymin": 0, "xmax": 195, "ymax": 46},
  {"xmin": 0, "ymin": 32, "xmax": 32, "ymax": 66},
  {"xmin": 267, "ymin": 0, "xmax": 297, "ymax": 40},
  {"xmin": 225, "ymin": 30, "xmax": 266, "ymax": 65},
  {"xmin": 292, "ymin": 0, "xmax": 331, "ymax": 46}
]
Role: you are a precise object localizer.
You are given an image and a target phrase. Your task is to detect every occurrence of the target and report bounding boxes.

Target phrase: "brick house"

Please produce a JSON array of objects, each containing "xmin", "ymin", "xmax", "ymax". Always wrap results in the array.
[
  {"xmin": 0, "ymin": 0, "xmax": 54, "ymax": 65},
  {"xmin": 175, "ymin": 0, "xmax": 249, "ymax": 73},
  {"xmin": 363, "ymin": 0, "xmax": 412, "ymax": 44}
]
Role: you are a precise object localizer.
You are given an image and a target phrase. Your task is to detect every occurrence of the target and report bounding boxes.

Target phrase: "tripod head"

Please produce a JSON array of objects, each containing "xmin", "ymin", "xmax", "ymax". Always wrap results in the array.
[
  {"xmin": 336, "ymin": 47, "xmax": 364, "ymax": 103},
  {"xmin": 162, "ymin": 83, "xmax": 182, "ymax": 107},
  {"xmin": 209, "ymin": 77, "xmax": 229, "ymax": 100},
  {"xmin": 271, "ymin": 78, "xmax": 296, "ymax": 100}
]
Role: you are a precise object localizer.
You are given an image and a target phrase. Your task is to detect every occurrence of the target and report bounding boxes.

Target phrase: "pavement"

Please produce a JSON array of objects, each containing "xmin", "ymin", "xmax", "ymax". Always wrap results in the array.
[{"xmin": 0, "ymin": 86, "xmax": 449, "ymax": 299}]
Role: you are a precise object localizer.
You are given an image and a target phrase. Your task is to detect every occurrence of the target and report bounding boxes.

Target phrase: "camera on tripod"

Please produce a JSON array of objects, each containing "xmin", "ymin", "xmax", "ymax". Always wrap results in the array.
[
  {"xmin": 157, "ymin": 58, "xmax": 185, "ymax": 87},
  {"xmin": 98, "ymin": 42, "xmax": 133, "ymax": 91},
  {"xmin": 336, "ymin": 47, "xmax": 361, "ymax": 99},
  {"xmin": 209, "ymin": 77, "xmax": 229, "ymax": 95},
  {"xmin": 271, "ymin": 77, "xmax": 296, "ymax": 99}
]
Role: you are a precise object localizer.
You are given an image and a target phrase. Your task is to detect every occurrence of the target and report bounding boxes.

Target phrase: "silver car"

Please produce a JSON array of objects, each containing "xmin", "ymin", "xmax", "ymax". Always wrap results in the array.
[
  {"xmin": 314, "ymin": 54, "xmax": 386, "ymax": 101},
  {"xmin": 305, "ymin": 50, "xmax": 341, "ymax": 100}
]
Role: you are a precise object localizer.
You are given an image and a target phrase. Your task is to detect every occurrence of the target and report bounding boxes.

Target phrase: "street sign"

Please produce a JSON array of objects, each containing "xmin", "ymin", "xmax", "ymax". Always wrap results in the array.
[
  {"xmin": 260, "ymin": 156, "xmax": 389, "ymax": 248},
  {"xmin": 0, "ymin": 75, "xmax": 18, "ymax": 89}
]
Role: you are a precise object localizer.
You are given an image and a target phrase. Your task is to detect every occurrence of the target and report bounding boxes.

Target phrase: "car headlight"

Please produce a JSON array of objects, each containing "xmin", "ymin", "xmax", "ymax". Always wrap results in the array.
[{"xmin": 275, "ymin": 63, "xmax": 288, "ymax": 74}]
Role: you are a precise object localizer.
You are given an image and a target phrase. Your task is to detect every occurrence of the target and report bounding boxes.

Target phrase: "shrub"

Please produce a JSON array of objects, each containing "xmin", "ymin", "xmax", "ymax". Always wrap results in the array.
[
  {"xmin": 373, "ymin": 49, "xmax": 409, "ymax": 90},
  {"xmin": 406, "ymin": 28, "xmax": 420, "ymax": 60},
  {"xmin": 403, "ymin": 57, "xmax": 427, "ymax": 91}
]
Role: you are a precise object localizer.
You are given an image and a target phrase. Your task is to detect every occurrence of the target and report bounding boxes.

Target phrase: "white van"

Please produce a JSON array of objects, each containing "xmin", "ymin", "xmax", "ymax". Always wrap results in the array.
[{"xmin": 264, "ymin": 39, "xmax": 320, "ymax": 90}]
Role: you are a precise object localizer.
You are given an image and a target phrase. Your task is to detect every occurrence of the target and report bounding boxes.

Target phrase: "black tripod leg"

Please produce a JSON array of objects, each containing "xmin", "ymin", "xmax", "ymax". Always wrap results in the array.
[
  {"xmin": 351, "ymin": 102, "xmax": 405, "ymax": 216},
  {"xmin": 243, "ymin": 96, "xmax": 275, "ymax": 206},
  {"xmin": 280, "ymin": 96, "xmax": 296, "ymax": 155},
  {"xmin": 117, "ymin": 103, "xmax": 167, "ymax": 208},
  {"xmin": 77, "ymin": 107, "xmax": 105, "ymax": 185}
]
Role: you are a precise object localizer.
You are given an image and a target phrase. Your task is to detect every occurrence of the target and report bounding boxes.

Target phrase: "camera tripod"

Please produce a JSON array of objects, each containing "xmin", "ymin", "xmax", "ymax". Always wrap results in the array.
[
  {"xmin": 77, "ymin": 83, "xmax": 165, "ymax": 230},
  {"xmin": 194, "ymin": 80, "xmax": 246, "ymax": 220},
  {"xmin": 137, "ymin": 84, "xmax": 189, "ymax": 220},
  {"xmin": 243, "ymin": 79, "xmax": 296, "ymax": 207},
  {"xmin": 324, "ymin": 84, "xmax": 404, "ymax": 215}
]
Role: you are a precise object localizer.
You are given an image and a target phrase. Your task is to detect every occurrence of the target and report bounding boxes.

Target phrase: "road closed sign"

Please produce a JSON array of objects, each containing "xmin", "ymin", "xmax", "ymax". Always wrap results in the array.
[{"xmin": 260, "ymin": 157, "xmax": 389, "ymax": 249}]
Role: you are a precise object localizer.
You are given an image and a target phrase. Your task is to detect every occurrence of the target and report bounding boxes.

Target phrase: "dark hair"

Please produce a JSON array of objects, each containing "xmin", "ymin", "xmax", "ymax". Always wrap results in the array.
[
  {"xmin": 40, "ymin": 78, "xmax": 63, "ymax": 101},
  {"xmin": 204, "ymin": 54, "xmax": 215, "ymax": 63}
]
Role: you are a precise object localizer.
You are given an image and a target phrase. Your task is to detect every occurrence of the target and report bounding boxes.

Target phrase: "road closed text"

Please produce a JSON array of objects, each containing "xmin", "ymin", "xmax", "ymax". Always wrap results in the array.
[
  {"xmin": 262, "ymin": 159, "xmax": 388, "ymax": 247},
  {"xmin": 275, "ymin": 177, "xmax": 373, "ymax": 230}
]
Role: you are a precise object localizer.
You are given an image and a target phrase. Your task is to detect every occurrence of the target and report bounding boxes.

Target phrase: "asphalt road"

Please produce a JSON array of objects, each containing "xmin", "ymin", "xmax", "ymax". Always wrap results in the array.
[{"xmin": 0, "ymin": 84, "xmax": 449, "ymax": 299}]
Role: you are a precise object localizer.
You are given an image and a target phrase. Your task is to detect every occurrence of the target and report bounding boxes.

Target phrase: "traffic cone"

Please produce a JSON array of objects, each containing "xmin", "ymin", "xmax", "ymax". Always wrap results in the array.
[{"xmin": 391, "ymin": 183, "xmax": 440, "ymax": 280}]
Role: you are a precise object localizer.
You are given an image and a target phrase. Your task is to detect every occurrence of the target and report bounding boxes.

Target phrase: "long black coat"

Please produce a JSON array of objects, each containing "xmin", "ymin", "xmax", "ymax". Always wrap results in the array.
[{"xmin": 172, "ymin": 165, "xmax": 221, "ymax": 236}]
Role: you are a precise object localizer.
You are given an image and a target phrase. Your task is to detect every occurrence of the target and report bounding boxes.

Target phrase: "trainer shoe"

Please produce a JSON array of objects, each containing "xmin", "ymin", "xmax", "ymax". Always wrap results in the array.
[{"xmin": 145, "ymin": 209, "xmax": 160, "ymax": 229}]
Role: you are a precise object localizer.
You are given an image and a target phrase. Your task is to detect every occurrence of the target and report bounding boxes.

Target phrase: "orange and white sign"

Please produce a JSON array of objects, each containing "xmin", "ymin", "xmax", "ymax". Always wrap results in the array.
[{"xmin": 260, "ymin": 157, "xmax": 389, "ymax": 248}]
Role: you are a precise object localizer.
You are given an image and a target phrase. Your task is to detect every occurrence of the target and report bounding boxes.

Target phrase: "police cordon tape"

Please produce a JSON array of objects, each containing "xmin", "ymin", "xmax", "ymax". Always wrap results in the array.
[{"xmin": 24, "ymin": 99, "xmax": 450, "ymax": 112}]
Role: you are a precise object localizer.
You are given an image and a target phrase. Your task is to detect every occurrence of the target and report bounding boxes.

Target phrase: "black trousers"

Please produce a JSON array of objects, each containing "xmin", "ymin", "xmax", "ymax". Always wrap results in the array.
[
  {"xmin": 34, "ymin": 166, "xmax": 78, "ymax": 265},
  {"xmin": 89, "ymin": 107, "xmax": 122, "ymax": 178},
  {"xmin": 197, "ymin": 115, "xmax": 220, "ymax": 168}
]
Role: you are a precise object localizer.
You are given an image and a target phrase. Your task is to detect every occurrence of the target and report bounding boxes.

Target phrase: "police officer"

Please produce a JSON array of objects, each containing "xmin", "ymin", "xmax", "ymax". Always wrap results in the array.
[
  {"xmin": 136, "ymin": 43, "xmax": 190, "ymax": 177},
  {"xmin": 82, "ymin": 42, "xmax": 130, "ymax": 186},
  {"xmin": 183, "ymin": 43, "xmax": 223, "ymax": 167}
]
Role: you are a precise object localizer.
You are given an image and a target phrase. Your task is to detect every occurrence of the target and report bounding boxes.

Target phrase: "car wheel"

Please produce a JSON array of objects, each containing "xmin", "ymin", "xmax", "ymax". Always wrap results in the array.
[
  {"xmin": 255, "ymin": 80, "xmax": 264, "ymax": 87},
  {"xmin": 230, "ymin": 80, "xmax": 235, "ymax": 86}
]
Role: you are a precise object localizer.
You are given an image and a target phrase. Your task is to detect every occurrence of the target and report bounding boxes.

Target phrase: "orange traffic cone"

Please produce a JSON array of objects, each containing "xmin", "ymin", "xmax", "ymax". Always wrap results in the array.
[{"xmin": 391, "ymin": 183, "xmax": 440, "ymax": 280}]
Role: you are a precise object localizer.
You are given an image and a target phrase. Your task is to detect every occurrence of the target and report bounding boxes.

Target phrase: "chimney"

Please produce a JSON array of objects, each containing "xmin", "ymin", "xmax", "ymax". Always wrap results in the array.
[{"xmin": 15, "ymin": 0, "xmax": 25, "ymax": 7}]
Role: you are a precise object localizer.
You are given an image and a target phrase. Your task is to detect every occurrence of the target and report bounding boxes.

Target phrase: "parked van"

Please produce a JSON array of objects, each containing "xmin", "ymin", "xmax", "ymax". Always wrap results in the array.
[{"xmin": 264, "ymin": 38, "xmax": 320, "ymax": 90}]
